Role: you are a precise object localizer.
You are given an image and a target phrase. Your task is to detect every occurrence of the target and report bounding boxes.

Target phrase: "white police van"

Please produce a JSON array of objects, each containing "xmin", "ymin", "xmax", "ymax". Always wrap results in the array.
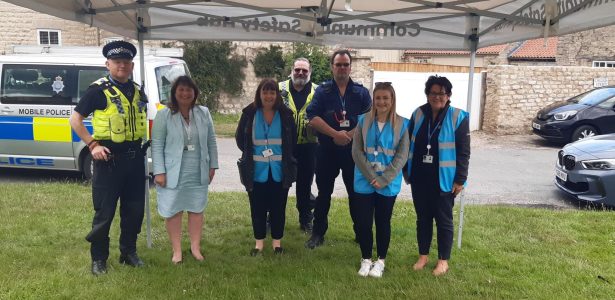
[{"xmin": 0, "ymin": 45, "xmax": 189, "ymax": 178}]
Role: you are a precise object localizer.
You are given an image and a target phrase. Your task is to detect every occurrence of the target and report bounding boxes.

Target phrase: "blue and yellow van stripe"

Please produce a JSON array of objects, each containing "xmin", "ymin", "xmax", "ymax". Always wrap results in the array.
[{"xmin": 0, "ymin": 116, "xmax": 92, "ymax": 142}]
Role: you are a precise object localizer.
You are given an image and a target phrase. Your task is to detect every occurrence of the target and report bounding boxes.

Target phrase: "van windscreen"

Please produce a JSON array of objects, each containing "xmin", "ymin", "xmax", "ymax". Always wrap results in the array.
[{"xmin": 155, "ymin": 63, "xmax": 189, "ymax": 105}]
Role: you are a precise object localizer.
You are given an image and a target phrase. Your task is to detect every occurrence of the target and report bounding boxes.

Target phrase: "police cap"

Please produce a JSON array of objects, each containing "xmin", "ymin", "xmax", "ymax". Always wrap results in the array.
[{"xmin": 102, "ymin": 40, "xmax": 137, "ymax": 60}]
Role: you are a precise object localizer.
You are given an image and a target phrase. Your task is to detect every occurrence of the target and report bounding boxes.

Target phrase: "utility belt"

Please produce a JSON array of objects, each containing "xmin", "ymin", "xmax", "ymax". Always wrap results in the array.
[{"xmin": 97, "ymin": 139, "xmax": 150, "ymax": 160}]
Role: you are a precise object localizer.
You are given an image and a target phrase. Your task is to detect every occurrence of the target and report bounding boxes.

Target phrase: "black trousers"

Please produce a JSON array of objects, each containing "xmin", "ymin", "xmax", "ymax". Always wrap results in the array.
[
  {"xmin": 411, "ymin": 182, "xmax": 455, "ymax": 260},
  {"xmin": 312, "ymin": 144, "xmax": 358, "ymax": 237},
  {"xmin": 248, "ymin": 174, "xmax": 289, "ymax": 240},
  {"xmin": 353, "ymin": 192, "xmax": 396, "ymax": 259},
  {"xmin": 87, "ymin": 153, "xmax": 145, "ymax": 261},
  {"xmin": 295, "ymin": 143, "xmax": 317, "ymax": 224}
]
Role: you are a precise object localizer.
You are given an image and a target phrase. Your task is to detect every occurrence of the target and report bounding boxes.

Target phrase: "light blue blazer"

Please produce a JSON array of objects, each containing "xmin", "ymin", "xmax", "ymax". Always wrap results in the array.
[{"xmin": 151, "ymin": 106, "xmax": 219, "ymax": 189}]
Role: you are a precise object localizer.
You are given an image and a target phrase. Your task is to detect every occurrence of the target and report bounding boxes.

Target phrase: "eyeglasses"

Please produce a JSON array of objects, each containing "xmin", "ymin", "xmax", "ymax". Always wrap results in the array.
[
  {"xmin": 428, "ymin": 92, "xmax": 448, "ymax": 97},
  {"xmin": 293, "ymin": 68, "xmax": 309, "ymax": 74},
  {"xmin": 333, "ymin": 63, "xmax": 350, "ymax": 67},
  {"xmin": 375, "ymin": 82, "xmax": 392, "ymax": 87}
]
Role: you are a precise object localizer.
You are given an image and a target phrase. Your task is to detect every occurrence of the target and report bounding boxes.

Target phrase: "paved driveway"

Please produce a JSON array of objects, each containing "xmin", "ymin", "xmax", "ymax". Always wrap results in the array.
[
  {"xmin": 210, "ymin": 132, "xmax": 573, "ymax": 208},
  {"xmin": 0, "ymin": 132, "xmax": 574, "ymax": 208}
]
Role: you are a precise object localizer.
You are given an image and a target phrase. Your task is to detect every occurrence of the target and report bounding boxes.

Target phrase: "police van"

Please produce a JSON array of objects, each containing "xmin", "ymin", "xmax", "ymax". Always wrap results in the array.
[{"xmin": 0, "ymin": 45, "xmax": 189, "ymax": 178}]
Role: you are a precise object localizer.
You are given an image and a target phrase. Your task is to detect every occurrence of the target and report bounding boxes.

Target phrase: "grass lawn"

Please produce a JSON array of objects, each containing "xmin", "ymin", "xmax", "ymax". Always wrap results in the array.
[
  {"xmin": 1, "ymin": 182, "xmax": 614, "ymax": 299},
  {"xmin": 211, "ymin": 113, "xmax": 241, "ymax": 138}
]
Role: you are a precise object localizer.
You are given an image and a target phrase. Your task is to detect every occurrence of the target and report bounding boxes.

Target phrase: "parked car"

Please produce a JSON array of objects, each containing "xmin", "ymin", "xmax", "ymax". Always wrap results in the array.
[
  {"xmin": 554, "ymin": 133, "xmax": 615, "ymax": 207},
  {"xmin": 532, "ymin": 86, "xmax": 615, "ymax": 143}
]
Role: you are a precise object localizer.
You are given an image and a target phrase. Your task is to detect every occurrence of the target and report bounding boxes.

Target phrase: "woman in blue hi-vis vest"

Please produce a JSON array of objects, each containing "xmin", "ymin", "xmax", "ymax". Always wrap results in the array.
[
  {"xmin": 235, "ymin": 78, "xmax": 297, "ymax": 257},
  {"xmin": 404, "ymin": 76, "xmax": 471, "ymax": 276},
  {"xmin": 351, "ymin": 82, "xmax": 409, "ymax": 278}
]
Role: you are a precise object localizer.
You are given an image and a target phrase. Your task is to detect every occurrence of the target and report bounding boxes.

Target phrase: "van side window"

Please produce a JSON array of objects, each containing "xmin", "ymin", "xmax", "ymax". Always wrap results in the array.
[
  {"xmin": 155, "ymin": 63, "xmax": 189, "ymax": 105},
  {"xmin": 77, "ymin": 68, "xmax": 108, "ymax": 103},
  {"xmin": 1, "ymin": 65, "xmax": 72, "ymax": 105}
]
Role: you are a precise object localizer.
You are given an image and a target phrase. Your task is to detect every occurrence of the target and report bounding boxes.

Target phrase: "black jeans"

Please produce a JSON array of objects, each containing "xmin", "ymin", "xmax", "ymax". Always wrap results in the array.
[
  {"xmin": 312, "ymin": 144, "xmax": 358, "ymax": 237},
  {"xmin": 353, "ymin": 192, "xmax": 396, "ymax": 259},
  {"xmin": 411, "ymin": 182, "xmax": 455, "ymax": 260},
  {"xmin": 248, "ymin": 175, "xmax": 289, "ymax": 240},
  {"xmin": 87, "ymin": 153, "xmax": 145, "ymax": 261},
  {"xmin": 295, "ymin": 143, "xmax": 317, "ymax": 223}
]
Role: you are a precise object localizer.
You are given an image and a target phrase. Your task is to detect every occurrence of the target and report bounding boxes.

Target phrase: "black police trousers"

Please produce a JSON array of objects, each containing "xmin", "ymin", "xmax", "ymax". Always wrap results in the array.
[
  {"xmin": 86, "ymin": 152, "xmax": 145, "ymax": 261},
  {"xmin": 294, "ymin": 143, "xmax": 317, "ymax": 224},
  {"xmin": 312, "ymin": 144, "xmax": 358, "ymax": 237}
]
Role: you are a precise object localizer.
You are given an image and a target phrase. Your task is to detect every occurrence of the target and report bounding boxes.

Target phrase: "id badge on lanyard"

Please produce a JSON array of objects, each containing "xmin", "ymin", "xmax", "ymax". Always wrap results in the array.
[
  {"xmin": 338, "ymin": 90, "xmax": 350, "ymax": 128},
  {"xmin": 423, "ymin": 120, "xmax": 441, "ymax": 164}
]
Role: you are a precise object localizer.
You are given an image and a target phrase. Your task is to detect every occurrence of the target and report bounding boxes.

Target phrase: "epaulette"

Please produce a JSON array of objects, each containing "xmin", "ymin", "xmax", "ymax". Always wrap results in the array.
[
  {"xmin": 89, "ymin": 77, "xmax": 112, "ymax": 89},
  {"xmin": 321, "ymin": 80, "xmax": 333, "ymax": 92}
]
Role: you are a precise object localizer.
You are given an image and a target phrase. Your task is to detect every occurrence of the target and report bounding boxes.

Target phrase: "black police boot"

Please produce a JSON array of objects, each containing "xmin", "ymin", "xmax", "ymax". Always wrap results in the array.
[
  {"xmin": 91, "ymin": 260, "xmax": 107, "ymax": 275},
  {"xmin": 119, "ymin": 253, "xmax": 145, "ymax": 267},
  {"xmin": 299, "ymin": 211, "xmax": 314, "ymax": 233},
  {"xmin": 304, "ymin": 234, "xmax": 324, "ymax": 249}
]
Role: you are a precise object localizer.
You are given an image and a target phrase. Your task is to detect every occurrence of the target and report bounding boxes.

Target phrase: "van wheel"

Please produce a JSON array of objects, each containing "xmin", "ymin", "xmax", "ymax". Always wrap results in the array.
[
  {"xmin": 82, "ymin": 152, "xmax": 94, "ymax": 180},
  {"xmin": 571, "ymin": 125, "xmax": 597, "ymax": 142}
]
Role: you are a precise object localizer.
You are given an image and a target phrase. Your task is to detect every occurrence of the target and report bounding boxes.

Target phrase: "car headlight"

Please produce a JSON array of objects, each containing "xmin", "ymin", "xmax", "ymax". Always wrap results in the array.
[
  {"xmin": 581, "ymin": 159, "xmax": 615, "ymax": 170},
  {"xmin": 553, "ymin": 110, "xmax": 577, "ymax": 121}
]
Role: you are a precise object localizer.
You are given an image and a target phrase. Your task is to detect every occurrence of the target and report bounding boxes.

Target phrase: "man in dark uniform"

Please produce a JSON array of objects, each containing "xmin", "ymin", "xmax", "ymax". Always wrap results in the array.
[
  {"xmin": 69, "ymin": 40, "xmax": 148, "ymax": 275},
  {"xmin": 305, "ymin": 49, "xmax": 372, "ymax": 249},
  {"xmin": 279, "ymin": 58, "xmax": 319, "ymax": 233}
]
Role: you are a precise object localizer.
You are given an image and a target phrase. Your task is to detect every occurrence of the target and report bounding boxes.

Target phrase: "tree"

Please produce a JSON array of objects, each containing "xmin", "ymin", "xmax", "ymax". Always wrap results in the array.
[
  {"xmin": 252, "ymin": 45, "xmax": 285, "ymax": 80},
  {"xmin": 182, "ymin": 41, "xmax": 247, "ymax": 111},
  {"xmin": 283, "ymin": 43, "xmax": 330, "ymax": 85}
]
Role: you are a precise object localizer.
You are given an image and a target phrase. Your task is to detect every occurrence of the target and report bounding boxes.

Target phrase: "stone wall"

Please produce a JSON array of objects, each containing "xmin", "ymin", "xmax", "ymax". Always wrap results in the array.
[
  {"xmin": 0, "ymin": 1, "xmax": 165, "ymax": 54},
  {"xmin": 217, "ymin": 41, "xmax": 373, "ymax": 113},
  {"xmin": 557, "ymin": 24, "xmax": 615, "ymax": 66},
  {"xmin": 483, "ymin": 65, "xmax": 615, "ymax": 134}
]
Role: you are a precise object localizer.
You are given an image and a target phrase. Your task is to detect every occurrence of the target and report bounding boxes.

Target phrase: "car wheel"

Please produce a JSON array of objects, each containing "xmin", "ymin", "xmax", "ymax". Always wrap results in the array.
[
  {"xmin": 571, "ymin": 125, "xmax": 598, "ymax": 141},
  {"xmin": 82, "ymin": 152, "xmax": 94, "ymax": 180}
]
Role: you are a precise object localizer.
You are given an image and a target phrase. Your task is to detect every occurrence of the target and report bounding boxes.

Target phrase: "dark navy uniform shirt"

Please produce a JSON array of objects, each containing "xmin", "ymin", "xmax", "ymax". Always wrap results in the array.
[{"xmin": 306, "ymin": 78, "xmax": 372, "ymax": 147}]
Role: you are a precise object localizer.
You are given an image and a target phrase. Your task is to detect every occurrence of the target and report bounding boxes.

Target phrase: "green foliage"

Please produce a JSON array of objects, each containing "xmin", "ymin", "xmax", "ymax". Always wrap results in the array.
[
  {"xmin": 211, "ymin": 112, "xmax": 241, "ymax": 137},
  {"xmin": 283, "ymin": 42, "xmax": 330, "ymax": 85},
  {"xmin": 183, "ymin": 41, "xmax": 247, "ymax": 112},
  {"xmin": 252, "ymin": 45, "xmax": 285, "ymax": 80}
]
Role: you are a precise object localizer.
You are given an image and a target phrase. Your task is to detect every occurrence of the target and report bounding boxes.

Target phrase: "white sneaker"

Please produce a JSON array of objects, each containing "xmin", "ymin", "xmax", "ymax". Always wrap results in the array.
[
  {"xmin": 369, "ymin": 259, "xmax": 385, "ymax": 278},
  {"xmin": 357, "ymin": 259, "xmax": 373, "ymax": 277}
]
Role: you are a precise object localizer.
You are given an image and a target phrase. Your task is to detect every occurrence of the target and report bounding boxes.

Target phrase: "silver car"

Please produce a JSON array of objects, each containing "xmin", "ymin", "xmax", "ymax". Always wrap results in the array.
[{"xmin": 555, "ymin": 133, "xmax": 615, "ymax": 207}]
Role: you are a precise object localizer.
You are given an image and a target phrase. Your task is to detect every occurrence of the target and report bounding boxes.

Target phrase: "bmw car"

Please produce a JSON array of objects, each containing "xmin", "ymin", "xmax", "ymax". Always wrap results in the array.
[
  {"xmin": 532, "ymin": 86, "xmax": 615, "ymax": 143},
  {"xmin": 555, "ymin": 133, "xmax": 615, "ymax": 207}
]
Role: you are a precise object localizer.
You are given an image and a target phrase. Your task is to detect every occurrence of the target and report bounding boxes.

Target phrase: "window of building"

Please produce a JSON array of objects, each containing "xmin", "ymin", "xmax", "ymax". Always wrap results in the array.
[
  {"xmin": 37, "ymin": 29, "xmax": 61, "ymax": 46},
  {"xmin": 592, "ymin": 61, "xmax": 615, "ymax": 68}
]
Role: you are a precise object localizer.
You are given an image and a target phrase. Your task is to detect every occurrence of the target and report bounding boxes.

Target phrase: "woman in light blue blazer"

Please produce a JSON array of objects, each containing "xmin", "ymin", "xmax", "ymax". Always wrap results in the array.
[{"xmin": 152, "ymin": 76, "xmax": 218, "ymax": 264}]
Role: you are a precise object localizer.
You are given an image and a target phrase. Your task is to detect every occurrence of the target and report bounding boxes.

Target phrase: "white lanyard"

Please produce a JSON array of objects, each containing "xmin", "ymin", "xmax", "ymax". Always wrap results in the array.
[{"xmin": 181, "ymin": 109, "xmax": 193, "ymax": 144}]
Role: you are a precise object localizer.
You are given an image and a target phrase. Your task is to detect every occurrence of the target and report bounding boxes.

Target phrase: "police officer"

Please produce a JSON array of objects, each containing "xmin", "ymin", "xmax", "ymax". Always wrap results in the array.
[
  {"xmin": 279, "ymin": 58, "xmax": 318, "ymax": 233},
  {"xmin": 69, "ymin": 41, "xmax": 148, "ymax": 275},
  {"xmin": 305, "ymin": 49, "xmax": 372, "ymax": 249}
]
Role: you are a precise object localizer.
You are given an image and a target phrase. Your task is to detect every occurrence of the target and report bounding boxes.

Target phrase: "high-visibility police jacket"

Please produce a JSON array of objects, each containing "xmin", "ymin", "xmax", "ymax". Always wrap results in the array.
[
  {"xmin": 252, "ymin": 109, "xmax": 283, "ymax": 183},
  {"xmin": 279, "ymin": 80, "xmax": 318, "ymax": 144},
  {"xmin": 91, "ymin": 77, "xmax": 147, "ymax": 143},
  {"xmin": 406, "ymin": 105, "xmax": 469, "ymax": 192},
  {"xmin": 353, "ymin": 114, "xmax": 410, "ymax": 197}
]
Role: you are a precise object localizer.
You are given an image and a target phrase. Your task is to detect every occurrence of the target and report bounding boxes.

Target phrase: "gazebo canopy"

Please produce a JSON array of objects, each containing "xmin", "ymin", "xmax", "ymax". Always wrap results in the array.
[{"xmin": 6, "ymin": 0, "xmax": 615, "ymax": 50}]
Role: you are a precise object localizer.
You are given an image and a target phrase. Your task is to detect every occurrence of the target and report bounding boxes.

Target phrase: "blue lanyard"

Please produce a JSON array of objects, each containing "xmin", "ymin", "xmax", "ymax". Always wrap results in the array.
[
  {"xmin": 374, "ymin": 119, "xmax": 386, "ymax": 153},
  {"xmin": 426, "ymin": 119, "xmax": 441, "ymax": 152},
  {"xmin": 337, "ymin": 86, "xmax": 347, "ymax": 119}
]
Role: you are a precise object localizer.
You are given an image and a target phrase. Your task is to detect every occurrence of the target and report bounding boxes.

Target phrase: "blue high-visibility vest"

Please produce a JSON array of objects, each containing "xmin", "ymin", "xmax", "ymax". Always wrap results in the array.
[
  {"xmin": 354, "ymin": 114, "xmax": 409, "ymax": 196},
  {"xmin": 252, "ymin": 109, "xmax": 283, "ymax": 183},
  {"xmin": 407, "ymin": 106, "xmax": 468, "ymax": 192}
]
